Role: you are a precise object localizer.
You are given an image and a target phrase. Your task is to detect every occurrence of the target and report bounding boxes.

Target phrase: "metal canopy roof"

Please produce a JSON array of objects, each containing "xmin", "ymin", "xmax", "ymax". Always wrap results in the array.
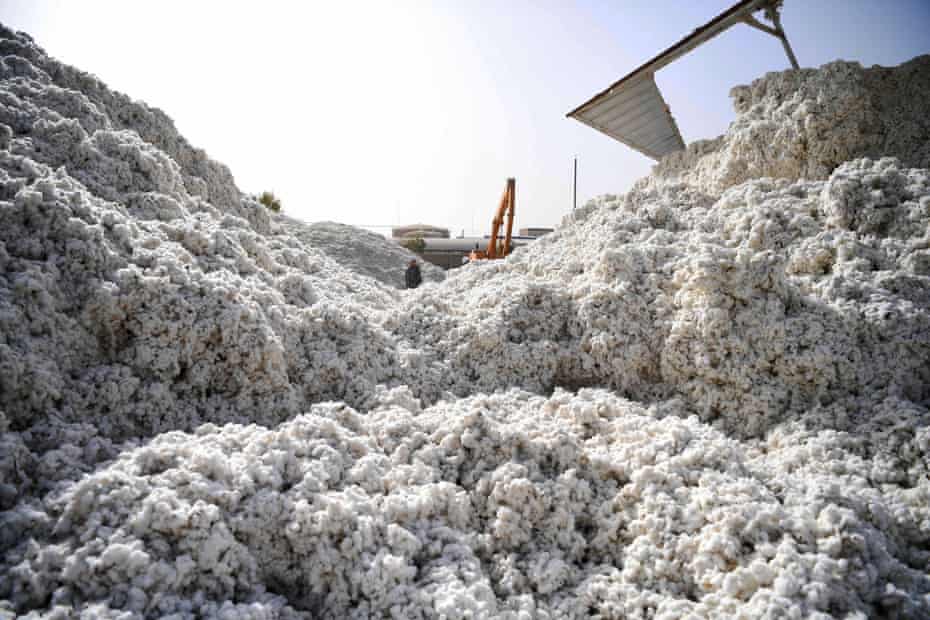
[
  {"xmin": 572, "ymin": 71, "xmax": 684, "ymax": 160},
  {"xmin": 568, "ymin": 0, "xmax": 798, "ymax": 160}
]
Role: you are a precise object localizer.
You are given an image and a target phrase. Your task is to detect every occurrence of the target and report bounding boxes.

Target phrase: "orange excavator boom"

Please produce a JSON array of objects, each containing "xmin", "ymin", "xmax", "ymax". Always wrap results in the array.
[
  {"xmin": 502, "ymin": 177, "xmax": 515, "ymax": 257},
  {"xmin": 470, "ymin": 178, "xmax": 515, "ymax": 261}
]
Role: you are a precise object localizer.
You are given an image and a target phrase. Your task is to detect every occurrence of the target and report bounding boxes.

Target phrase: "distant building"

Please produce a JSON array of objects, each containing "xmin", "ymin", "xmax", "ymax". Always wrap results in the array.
[
  {"xmin": 392, "ymin": 224, "xmax": 450, "ymax": 239},
  {"xmin": 519, "ymin": 227, "xmax": 553, "ymax": 238}
]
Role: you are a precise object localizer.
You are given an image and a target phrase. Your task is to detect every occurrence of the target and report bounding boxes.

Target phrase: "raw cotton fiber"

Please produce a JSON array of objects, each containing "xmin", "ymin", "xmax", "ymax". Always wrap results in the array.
[
  {"xmin": 1, "ymin": 22, "xmax": 929, "ymax": 619},
  {"xmin": 276, "ymin": 218, "xmax": 445, "ymax": 290}
]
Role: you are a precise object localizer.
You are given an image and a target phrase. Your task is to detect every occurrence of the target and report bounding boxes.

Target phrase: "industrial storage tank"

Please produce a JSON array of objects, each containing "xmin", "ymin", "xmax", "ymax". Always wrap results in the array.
[{"xmin": 407, "ymin": 237, "xmax": 537, "ymax": 270}]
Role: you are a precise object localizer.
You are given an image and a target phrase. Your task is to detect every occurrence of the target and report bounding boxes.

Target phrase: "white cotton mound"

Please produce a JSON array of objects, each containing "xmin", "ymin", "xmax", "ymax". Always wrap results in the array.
[
  {"xmin": 402, "ymin": 156, "xmax": 930, "ymax": 436},
  {"xmin": 641, "ymin": 56, "xmax": 930, "ymax": 197},
  {"xmin": 1, "ymin": 24, "xmax": 929, "ymax": 619},
  {"xmin": 275, "ymin": 217, "xmax": 445, "ymax": 289},
  {"xmin": 7, "ymin": 390, "xmax": 930, "ymax": 619}
]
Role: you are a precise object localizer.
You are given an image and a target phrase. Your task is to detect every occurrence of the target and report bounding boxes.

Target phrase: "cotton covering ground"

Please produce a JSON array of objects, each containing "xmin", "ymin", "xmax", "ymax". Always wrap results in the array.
[{"xmin": 0, "ymin": 23, "xmax": 929, "ymax": 619}]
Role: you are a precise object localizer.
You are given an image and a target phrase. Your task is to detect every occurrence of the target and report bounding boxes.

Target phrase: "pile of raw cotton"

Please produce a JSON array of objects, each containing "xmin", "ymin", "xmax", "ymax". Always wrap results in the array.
[
  {"xmin": 1, "ymin": 22, "xmax": 929, "ymax": 619},
  {"xmin": 275, "ymin": 218, "xmax": 445, "ymax": 290}
]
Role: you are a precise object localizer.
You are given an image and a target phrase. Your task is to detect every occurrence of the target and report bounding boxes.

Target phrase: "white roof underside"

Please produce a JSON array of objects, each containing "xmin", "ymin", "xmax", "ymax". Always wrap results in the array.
[{"xmin": 571, "ymin": 73, "xmax": 684, "ymax": 160}]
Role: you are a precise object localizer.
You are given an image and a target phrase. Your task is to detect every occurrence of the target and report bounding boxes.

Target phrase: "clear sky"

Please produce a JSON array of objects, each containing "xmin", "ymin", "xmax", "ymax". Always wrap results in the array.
[{"xmin": 1, "ymin": 1, "xmax": 928, "ymax": 236}]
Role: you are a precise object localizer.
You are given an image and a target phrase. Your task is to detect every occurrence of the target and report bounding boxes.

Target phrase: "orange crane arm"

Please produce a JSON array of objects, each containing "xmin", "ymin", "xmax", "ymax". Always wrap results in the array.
[
  {"xmin": 485, "ymin": 178, "xmax": 515, "ymax": 258},
  {"xmin": 502, "ymin": 178, "xmax": 515, "ymax": 257},
  {"xmin": 469, "ymin": 177, "xmax": 516, "ymax": 261}
]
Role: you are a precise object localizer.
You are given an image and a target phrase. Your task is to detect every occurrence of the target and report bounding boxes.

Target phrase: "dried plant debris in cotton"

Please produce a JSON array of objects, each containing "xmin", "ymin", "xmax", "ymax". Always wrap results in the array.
[{"xmin": 1, "ymin": 22, "xmax": 929, "ymax": 619}]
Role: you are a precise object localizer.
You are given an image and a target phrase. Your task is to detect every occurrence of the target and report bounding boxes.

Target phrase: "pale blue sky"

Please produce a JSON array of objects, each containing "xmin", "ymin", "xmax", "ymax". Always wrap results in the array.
[{"xmin": 1, "ymin": 1, "xmax": 928, "ymax": 235}]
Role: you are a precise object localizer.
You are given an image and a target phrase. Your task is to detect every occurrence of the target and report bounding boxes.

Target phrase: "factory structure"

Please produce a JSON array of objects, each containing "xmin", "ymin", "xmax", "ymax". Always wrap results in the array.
[{"xmin": 392, "ymin": 224, "xmax": 553, "ymax": 270}]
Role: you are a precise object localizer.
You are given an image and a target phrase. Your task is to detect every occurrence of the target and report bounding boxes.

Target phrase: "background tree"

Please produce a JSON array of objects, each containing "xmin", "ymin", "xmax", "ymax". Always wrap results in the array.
[
  {"xmin": 257, "ymin": 191, "xmax": 282, "ymax": 213},
  {"xmin": 400, "ymin": 236, "xmax": 426, "ymax": 254}
]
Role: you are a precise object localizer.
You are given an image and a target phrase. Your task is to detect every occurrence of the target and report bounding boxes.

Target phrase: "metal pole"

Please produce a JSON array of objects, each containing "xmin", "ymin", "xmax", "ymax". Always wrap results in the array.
[
  {"xmin": 572, "ymin": 157, "xmax": 577, "ymax": 210},
  {"xmin": 770, "ymin": 10, "xmax": 799, "ymax": 70}
]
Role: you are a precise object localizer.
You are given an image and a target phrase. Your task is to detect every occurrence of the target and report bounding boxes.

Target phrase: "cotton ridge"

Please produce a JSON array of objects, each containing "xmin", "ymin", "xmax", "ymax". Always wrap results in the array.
[{"xmin": 1, "ymin": 24, "xmax": 929, "ymax": 619}]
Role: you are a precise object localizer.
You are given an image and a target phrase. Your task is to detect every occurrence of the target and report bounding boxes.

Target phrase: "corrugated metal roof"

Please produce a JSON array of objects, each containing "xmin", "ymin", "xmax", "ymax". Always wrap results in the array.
[
  {"xmin": 568, "ymin": 0, "xmax": 781, "ymax": 160},
  {"xmin": 572, "ymin": 73, "xmax": 684, "ymax": 160}
]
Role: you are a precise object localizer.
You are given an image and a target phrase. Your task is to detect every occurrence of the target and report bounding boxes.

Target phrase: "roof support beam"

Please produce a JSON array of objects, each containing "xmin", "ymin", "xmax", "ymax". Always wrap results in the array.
[
  {"xmin": 766, "ymin": 5, "xmax": 800, "ymax": 70},
  {"xmin": 742, "ymin": 6, "xmax": 799, "ymax": 69}
]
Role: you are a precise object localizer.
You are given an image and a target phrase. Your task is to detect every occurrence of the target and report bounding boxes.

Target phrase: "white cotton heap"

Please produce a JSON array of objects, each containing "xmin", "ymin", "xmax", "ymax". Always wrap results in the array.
[
  {"xmin": 277, "ymin": 218, "xmax": 444, "ymax": 290},
  {"xmin": 640, "ymin": 56, "xmax": 930, "ymax": 197},
  {"xmin": 1, "ymin": 23, "xmax": 929, "ymax": 619}
]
